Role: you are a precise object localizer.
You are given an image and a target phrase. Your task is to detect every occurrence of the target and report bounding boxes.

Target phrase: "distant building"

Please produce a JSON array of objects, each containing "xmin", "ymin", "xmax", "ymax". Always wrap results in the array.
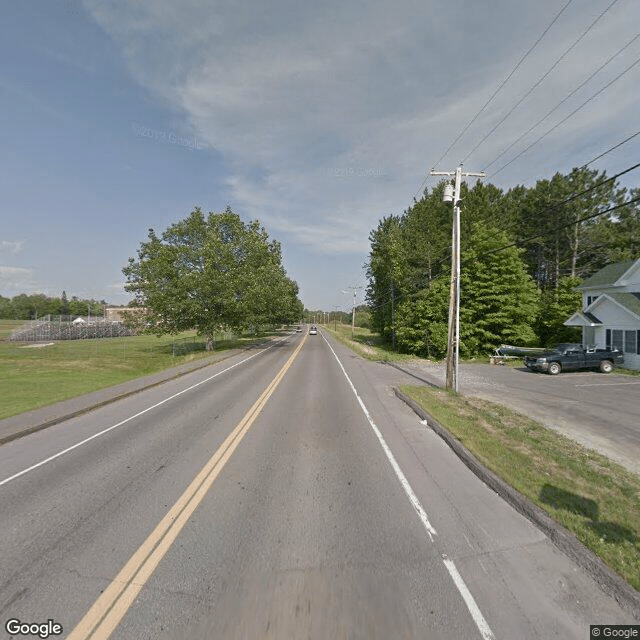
[{"xmin": 564, "ymin": 258, "xmax": 640, "ymax": 370}]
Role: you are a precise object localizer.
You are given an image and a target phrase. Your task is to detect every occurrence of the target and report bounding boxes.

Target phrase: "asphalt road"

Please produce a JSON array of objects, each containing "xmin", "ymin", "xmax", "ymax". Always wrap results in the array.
[
  {"xmin": 0, "ymin": 330, "xmax": 636, "ymax": 640},
  {"xmin": 398, "ymin": 360, "xmax": 640, "ymax": 475}
]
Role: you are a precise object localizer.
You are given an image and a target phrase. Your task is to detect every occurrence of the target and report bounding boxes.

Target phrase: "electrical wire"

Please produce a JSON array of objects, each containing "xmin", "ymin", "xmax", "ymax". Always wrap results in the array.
[
  {"xmin": 370, "ymin": 163, "xmax": 640, "ymax": 312},
  {"xmin": 584, "ymin": 130, "xmax": 640, "ymax": 168},
  {"xmin": 468, "ymin": 193, "xmax": 640, "ymax": 265},
  {"xmin": 482, "ymin": 31, "xmax": 640, "ymax": 173},
  {"xmin": 487, "ymin": 54, "xmax": 640, "ymax": 179},
  {"xmin": 513, "ymin": 129, "xmax": 640, "ymax": 189},
  {"xmin": 412, "ymin": 1, "xmax": 574, "ymax": 202},
  {"xmin": 432, "ymin": 0, "xmax": 573, "ymax": 172},
  {"xmin": 367, "ymin": 192, "xmax": 640, "ymax": 315},
  {"xmin": 461, "ymin": 0, "xmax": 623, "ymax": 166}
]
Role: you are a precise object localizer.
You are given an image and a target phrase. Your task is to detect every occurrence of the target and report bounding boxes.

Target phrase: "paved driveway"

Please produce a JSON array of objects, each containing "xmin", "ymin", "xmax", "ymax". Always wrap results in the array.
[{"xmin": 398, "ymin": 361, "xmax": 640, "ymax": 476}]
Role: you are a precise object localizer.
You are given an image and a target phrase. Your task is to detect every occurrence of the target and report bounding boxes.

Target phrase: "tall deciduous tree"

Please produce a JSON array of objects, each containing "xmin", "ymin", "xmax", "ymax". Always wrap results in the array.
[{"xmin": 123, "ymin": 207, "xmax": 302, "ymax": 346}]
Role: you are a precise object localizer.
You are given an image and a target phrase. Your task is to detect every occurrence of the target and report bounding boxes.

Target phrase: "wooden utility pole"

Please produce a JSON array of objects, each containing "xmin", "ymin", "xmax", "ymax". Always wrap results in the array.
[
  {"xmin": 343, "ymin": 286, "xmax": 363, "ymax": 338},
  {"xmin": 430, "ymin": 166, "xmax": 485, "ymax": 392}
]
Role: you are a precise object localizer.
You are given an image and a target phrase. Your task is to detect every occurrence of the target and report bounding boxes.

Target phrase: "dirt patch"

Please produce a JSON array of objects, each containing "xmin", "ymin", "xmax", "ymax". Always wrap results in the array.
[{"xmin": 20, "ymin": 342, "xmax": 55, "ymax": 348}]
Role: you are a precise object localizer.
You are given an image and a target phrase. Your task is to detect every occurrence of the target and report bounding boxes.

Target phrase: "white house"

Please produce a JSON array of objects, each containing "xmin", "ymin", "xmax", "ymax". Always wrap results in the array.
[{"xmin": 565, "ymin": 258, "xmax": 640, "ymax": 371}]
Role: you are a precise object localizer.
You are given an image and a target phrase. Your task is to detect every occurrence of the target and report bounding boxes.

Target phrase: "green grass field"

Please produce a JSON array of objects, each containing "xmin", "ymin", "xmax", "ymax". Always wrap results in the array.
[
  {"xmin": 321, "ymin": 322, "xmax": 640, "ymax": 591},
  {"xmin": 400, "ymin": 385, "xmax": 640, "ymax": 592},
  {"xmin": 0, "ymin": 319, "xmax": 24, "ymax": 340},
  {"xmin": 322, "ymin": 322, "xmax": 417, "ymax": 362},
  {"xmin": 0, "ymin": 328, "xmax": 274, "ymax": 419}
]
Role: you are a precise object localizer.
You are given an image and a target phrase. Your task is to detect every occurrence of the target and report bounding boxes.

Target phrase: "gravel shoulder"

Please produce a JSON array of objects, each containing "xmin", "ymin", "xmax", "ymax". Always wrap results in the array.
[{"xmin": 392, "ymin": 360, "xmax": 640, "ymax": 476}]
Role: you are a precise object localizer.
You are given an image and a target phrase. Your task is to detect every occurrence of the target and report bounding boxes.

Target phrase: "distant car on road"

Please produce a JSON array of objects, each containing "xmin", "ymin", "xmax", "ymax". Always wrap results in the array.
[
  {"xmin": 524, "ymin": 343, "xmax": 623, "ymax": 374},
  {"xmin": 295, "ymin": 326, "xmax": 302, "ymax": 332},
  {"xmin": 309, "ymin": 326, "xmax": 318, "ymax": 335}
]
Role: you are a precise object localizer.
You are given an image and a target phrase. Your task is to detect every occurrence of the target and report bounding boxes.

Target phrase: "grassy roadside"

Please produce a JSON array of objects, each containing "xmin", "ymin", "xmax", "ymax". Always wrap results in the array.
[
  {"xmin": 321, "ymin": 323, "xmax": 639, "ymax": 589},
  {"xmin": 400, "ymin": 385, "xmax": 640, "ymax": 591},
  {"xmin": 0, "ymin": 328, "xmax": 278, "ymax": 419},
  {"xmin": 322, "ymin": 323, "xmax": 415, "ymax": 362}
]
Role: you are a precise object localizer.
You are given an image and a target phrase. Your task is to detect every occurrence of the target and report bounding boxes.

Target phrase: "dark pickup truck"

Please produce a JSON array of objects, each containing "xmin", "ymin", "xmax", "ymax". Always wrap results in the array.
[{"xmin": 524, "ymin": 343, "xmax": 624, "ymax": 375}]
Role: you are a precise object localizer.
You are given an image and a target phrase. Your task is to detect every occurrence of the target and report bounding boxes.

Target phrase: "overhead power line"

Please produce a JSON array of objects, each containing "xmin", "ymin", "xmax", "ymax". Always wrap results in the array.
[
  {"xmin": 367, "ymin": 189, "xmax": 640, "ymax": 313},
  {"xmin": 378, "ymin": 163, "xmax": 640, "ymax": 309},
  {"xmin": 584, "ymin": 130, "xmax": 640, "ymax": 168},
  {"xmin": 471, "ymin": 193, "xmax": 640, "ymax": 266},
  {"xmin": 505, "ymin": 130, "xmax": 640, "ymax": 193},
  {"xmin": 431, "ymin": 0, "xmax": 573, "ymax": 172},
  {"xmin": 461, "ymin": 0, "xmax": 622, "ymax": 166},
  {"xmin": 367, "ymin": 193, "xmax": 640, "ymax": 314},
  {"xmin": 487, "ymin": 55, "xmax": 640, "ymax": 179},
  {"xmin": 483, "ymin": 31, "xmax": 640, "ymax": 173}
]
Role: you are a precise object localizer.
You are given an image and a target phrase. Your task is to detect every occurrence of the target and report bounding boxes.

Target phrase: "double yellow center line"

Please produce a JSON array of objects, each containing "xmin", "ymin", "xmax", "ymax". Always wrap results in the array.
[{"xmin": 68, "ymin": 333, "xmax": 307, "ymax": 640}]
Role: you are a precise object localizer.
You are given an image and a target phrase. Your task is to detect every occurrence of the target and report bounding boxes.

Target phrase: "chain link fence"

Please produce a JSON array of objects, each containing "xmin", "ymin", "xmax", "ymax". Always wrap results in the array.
[{"xmin": 9, "ymin": 315, "xmax": 134, "ymax": 342}]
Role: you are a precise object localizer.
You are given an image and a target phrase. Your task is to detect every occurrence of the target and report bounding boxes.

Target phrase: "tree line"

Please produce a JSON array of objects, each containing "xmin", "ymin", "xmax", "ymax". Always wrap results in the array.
[
  {"xmin": 366, "ymin": 166, "xmax": 640, "ymax": 358},
  {"xmin": 123, "ymin": 207, "xmax": 304, "ymax": 347},
  {"xmin": 0, "ymin": 292, "xmax": 107, "ymax": 320}
]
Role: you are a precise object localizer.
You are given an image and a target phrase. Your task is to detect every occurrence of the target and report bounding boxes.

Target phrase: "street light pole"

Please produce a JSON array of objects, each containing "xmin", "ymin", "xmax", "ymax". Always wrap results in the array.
[{"xmin": 430, "ymin": 166, "xmax": 485, "ymax": 392}]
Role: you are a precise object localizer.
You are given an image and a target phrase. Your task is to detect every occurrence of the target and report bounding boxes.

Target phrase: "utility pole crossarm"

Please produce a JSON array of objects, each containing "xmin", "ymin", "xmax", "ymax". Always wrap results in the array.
[
  {"xmin": 430, "ymin": 170, "xmax": 486, "ymax": 178},
  {"xmin": 428, "ymin": 166, "xmax": 484, "ymax": 392}
]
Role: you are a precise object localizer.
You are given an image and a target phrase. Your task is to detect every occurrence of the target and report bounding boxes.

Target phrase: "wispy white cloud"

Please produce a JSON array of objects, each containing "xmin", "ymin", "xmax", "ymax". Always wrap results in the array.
[
  {"xmin": 1, "ymin": 240, "xmax": 25, "ymax": 256},
  {"xmin": 0, "ymin": 266, "xmax": 35, "ymax": 291},
  {"xmin": 79, "ymin": 0, "xmax": 640, "ymax": 305}
]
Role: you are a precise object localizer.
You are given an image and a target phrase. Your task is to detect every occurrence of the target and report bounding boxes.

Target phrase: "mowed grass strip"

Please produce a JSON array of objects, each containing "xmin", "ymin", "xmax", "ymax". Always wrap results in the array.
[
  {"xmin": 0, "ymin": 330, "xmax": 267, "ymax": 420},
  {"xmin": 401, "ymin": 385, "xmax": 640, "ymax": 591},
  {"xmin": 323, "ymin": 323, "xmax": 415, "ymax": 362},
  {"xmin": 0, "ymin": 319, "xmax": 25, "ymax": 340}
]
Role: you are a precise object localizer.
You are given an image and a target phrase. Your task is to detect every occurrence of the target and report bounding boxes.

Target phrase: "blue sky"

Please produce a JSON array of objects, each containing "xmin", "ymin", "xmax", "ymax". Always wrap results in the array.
[{"xmin": 1, "ymin": 0, "xmax": 639, "ymax": 312}]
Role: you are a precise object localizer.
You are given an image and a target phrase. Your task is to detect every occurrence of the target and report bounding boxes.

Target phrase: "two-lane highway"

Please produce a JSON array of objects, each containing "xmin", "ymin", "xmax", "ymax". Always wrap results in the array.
[{"xmin": 0, "ymin": 329, "xmax": 635, "ymax": 639}]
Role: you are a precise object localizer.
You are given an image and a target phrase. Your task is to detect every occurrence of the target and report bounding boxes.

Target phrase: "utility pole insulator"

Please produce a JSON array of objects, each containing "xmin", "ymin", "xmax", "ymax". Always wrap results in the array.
[{"xmin": 430, "ymin": 166, "xmax": 485, "ymax": 392}]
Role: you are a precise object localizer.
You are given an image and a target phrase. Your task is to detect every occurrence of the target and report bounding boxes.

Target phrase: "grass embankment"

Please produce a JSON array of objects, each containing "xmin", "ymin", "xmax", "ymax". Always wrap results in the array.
[
  {"xmin": 0, "ymin": 329, "xmax": 276, "ymax": 419},
  {"xmin": 0, "ymin": 319, "xmax": 24, "ymax": 340},
  {"xmin": 322, "ymin": 323, "xmax": 415, "ymax": 362},
  {"xmin": 401, "ymin": 385, "xmax": 640, "ymax": 591}
]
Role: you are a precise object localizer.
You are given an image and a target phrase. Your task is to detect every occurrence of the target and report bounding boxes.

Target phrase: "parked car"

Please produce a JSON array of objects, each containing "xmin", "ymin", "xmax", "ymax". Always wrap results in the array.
[
  {"xmin": 309, "ymin": 326, "xmax": 318, "ymax": 335},
  {"xmin": 524, "ymin": 344, "xmax": 623, "ymax": 374}
]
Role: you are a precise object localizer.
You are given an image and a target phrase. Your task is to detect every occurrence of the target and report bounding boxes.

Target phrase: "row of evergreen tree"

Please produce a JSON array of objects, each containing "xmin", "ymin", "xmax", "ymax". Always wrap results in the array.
[
  {"xmin": 0, "ymin": 292, "xmax": 107, "ymax": 320},
  {"xmin": 366, "ymin": 166, "xmax": 640, "ymax": 358}
]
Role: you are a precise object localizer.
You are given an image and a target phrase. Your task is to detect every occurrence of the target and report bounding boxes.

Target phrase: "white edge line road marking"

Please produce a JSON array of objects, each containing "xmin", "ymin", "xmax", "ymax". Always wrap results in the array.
[
  {"xmin": 574, "ymin": 381, "xmax": 640, "ymax": 387},
  {"xmin": 321, "ymin": 331, "xmax": 495, "ymax": 640},
  {"xmin": 66, "ymin": 333, "xmax": 307, "ymax": 640},
  {"xmin": 442, "ymin": 555, "xmax": 496, "ymax": 640},
  {"xmin": 0, "ymin": 336, "xmax": 290, "ymax": 488},
  {"xmin": 321, "ymin": 333, "xmax": 436, "ymax": 539}
]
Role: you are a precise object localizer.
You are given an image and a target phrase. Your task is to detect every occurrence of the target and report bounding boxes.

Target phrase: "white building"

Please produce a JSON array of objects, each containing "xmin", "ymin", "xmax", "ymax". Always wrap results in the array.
[{"xmin": 565, "ymin": 258, "xmax": 640, "ymax": 371}]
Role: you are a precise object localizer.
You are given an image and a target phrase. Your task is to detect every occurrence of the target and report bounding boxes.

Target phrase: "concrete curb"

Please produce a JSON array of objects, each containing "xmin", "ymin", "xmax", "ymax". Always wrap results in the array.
[
  {"xmin": 392, "ymin": 385, "xmax": 640, "ymax": 620},
  {"xmin": 0, "ymin": 338, "xmax": 274, "ymax": 447}
]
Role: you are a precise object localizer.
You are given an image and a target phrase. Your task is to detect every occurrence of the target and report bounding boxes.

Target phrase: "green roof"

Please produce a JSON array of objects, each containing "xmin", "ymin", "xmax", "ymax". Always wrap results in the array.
[
  {"xmin": 606, "ymin": 292, "xmax": 640, "ymax": 319},
  {"xmin": 580, "ymin": 260, "xmax": 636, "ymax": 288}
]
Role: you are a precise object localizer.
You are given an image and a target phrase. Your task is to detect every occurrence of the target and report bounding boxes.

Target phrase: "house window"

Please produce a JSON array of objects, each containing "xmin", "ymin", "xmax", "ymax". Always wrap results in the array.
[
  {"xmin": 587, "ymin": 295, "xmax": 598, "ymax": 306},
  {"xmin": 625, "ymin": 330, "xmax": 637, "ymax": 355},
  {"xmin": 638, "ymin": 330, "xmax": 640, "ymax": 355},
  {"xmin": 606, "ymin": 329, "xmax": 611, "ymax": 349},
  {"xmin": 611, "ymin": 329, "xmax": 623, "ymax": 352}
]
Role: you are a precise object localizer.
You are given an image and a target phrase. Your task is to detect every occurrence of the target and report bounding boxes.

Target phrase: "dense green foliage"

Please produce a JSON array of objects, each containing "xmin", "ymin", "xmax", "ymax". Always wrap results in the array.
[
  {"xmin": 123, "ymin": 207, "xmax": 303, "ymax": 345},
  {"xmin": 367, "ymin": 167, "xmax": 639, "ymax": 356},
  {"xmin": 0, "ymin": 292, "xmax": 106, "ymax": 320}
]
